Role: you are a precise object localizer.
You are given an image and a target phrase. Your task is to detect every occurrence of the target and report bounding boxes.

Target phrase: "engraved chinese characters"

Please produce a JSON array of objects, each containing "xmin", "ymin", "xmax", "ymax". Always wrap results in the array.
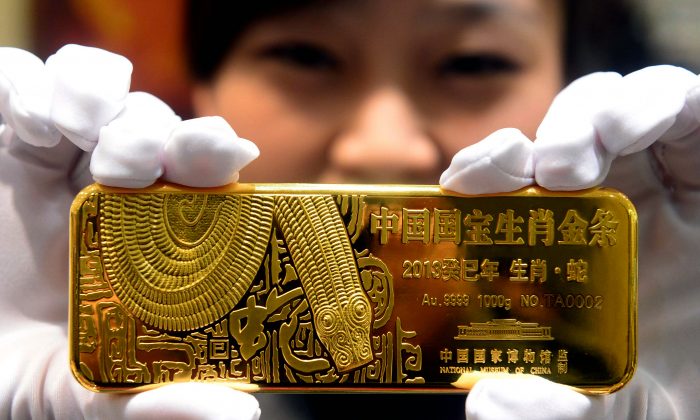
[
  {"xmin": 360, "ymin": 189, "xmax": 635, "ymax": 392},
  {"xmin": 70, "ymin": 185, "xmax": 636, "ymax": 393}
]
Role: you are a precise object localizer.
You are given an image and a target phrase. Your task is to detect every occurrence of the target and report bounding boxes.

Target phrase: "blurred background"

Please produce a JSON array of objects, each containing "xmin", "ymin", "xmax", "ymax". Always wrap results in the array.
[{"xmin": 1, "ymin": 0, "xmax": 699, "ymax": 118}]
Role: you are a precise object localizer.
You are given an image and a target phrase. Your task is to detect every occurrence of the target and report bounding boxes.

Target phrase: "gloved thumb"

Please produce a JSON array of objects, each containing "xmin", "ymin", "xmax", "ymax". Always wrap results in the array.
[
  {"xmin": 85, "ymin": 383, "xmax": 261, "ymax": 420},
  {"xmin": 439, "ymin": 128, "xmax": 534, "ymax": 194},
  {"xmin": 0, "ymin": 47, "xmax": 61, "ymax": 148},
  {"xmin": 465, "ymin": 375, "xmax": 606, "ymax": 420}
]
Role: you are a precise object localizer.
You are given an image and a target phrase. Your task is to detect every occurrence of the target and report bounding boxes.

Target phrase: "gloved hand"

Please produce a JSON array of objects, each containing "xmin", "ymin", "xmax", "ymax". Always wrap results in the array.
[
  {"xmin": 441, "ymin": 65, "xmax": 700, "ymax": 193},
  {"xmin": 463, "ymin": 370, "xmax": 677, "ymax": 420},
  {"xmin": 441, "ymin": 65, "xmax": 700, "ymax": 419},
  {"xmin": 0, "ymin": 45, "xmax": 260, "ymax": 419}
]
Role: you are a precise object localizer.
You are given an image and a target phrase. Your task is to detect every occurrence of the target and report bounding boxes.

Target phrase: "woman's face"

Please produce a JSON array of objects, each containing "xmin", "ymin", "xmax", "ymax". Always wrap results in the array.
[{"xmin": 193, "ymin": 0, "xmax": 563, "ymax": 183}]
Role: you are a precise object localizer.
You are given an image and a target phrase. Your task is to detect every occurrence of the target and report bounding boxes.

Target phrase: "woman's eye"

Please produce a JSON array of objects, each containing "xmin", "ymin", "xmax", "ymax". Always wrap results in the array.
[
  {"xmin": 438, "ymin": 54, "xmax": 520, "ymax": 77},
  {"xmin": 259, "ymin": 42, "xmax": 340, "ymax": 71}
]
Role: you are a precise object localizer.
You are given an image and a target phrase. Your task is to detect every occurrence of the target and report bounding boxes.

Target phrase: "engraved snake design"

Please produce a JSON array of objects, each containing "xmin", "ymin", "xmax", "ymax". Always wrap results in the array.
[
  {"xmin": 100, "ymin": 193, "xmax": 373, "ymax": 372},
  {"xmin": 274, "ymin": 195, "xmax": 373, "ymax": 371}
]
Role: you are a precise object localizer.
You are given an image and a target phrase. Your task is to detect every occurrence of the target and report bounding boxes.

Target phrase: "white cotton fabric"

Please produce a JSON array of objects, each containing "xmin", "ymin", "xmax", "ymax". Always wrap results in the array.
[
  {"xmin": 444, "ymin": 67, "xmax": 700, "ymax": 419},
  {"xmin": 465, "ymin": 370, "xmax": 677, "ymax": 420},
  {"xmin": 0, "ymin": 45, "xmax": 262, "ymax": 420},
  {"xmin": 162, "ymin": 116, "xmax": 259, "ymax": 187},
  {"xmin": 593, "ymin": 65, "xmax": 698, "ymax": 156},
  {"xmin": 0, "ymin": 47, "xmax": 61, "ymax": 148},
  {"xmin": 91, "ymin": 92, "xmax": 180, "ymax": 188},
  {"xmin": 439, "ymin": 128, "xmax": 534, "ymax": 194},
  {"xmin": 533, "ymin": 72, "xmax": 621, "ymax": 190},
  {"xmin": 46, "ymin": 44, "xmax": 133, "ymax": 151},
  {"xmin": 466, "ymin": 375, "xmax": 607, "ymax": 420}
]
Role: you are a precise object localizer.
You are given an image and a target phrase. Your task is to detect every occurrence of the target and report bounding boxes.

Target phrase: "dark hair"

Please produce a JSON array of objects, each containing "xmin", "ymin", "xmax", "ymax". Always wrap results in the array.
[
  {"xmin": 563, "ymin": 1, "xmax": 657, "ymax": 81},
  {"xmin": 186, "ymin": 1, "xmax": 319, "ymax": 82},
  {"xmin": 186, "ymin": 0, "xmax": 658, "ymax": 84}
]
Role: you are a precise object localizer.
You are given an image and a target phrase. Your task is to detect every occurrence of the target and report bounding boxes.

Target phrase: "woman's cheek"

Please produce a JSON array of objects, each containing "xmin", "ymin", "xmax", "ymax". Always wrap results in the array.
[{"xmin": 217, "ymin": 93, "xmax": 331, "ymax": 182}]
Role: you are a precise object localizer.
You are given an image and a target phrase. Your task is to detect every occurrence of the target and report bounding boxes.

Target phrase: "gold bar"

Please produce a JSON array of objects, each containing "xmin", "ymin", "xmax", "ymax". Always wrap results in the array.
[{"xmin": 69, "ymin": 183, "xmax": 637, "ymax": 394}]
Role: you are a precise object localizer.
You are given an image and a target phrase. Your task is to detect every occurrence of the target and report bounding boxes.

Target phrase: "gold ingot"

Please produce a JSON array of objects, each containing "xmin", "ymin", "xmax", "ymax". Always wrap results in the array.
[{"xmin": 69, "ymin": 183, "xmax": 637, "ymax": 393}]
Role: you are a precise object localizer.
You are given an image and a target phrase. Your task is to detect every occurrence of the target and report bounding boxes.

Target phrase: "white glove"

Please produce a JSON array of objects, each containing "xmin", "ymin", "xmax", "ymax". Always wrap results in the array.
[
  {"xmin": 91, "ymin": 92, "xmax": 259, "ymax": 188},
  {"xmin": 0, "ymin": 44, "xmax": 258, "ymax": 188},
  {"xmin": 439, "ymin": 128, "xmax": 534, "ymax": 194},
  {"xmin": 441, "ymin": 65, "xmax": 700, "ymax": 419},
  {"xmin": 0, "ymin": 45, "xmax": 261, "ymax": 419},
  {"xmin": 465, "ymin": 370, "xmax": 677, "ymax": 420},
  {"xmin": 441, "ymin": 65, "xmax": 700, "ymax": 192}
]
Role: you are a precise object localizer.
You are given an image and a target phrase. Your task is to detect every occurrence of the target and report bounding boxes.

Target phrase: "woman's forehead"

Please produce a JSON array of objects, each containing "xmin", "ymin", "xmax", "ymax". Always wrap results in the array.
[
  {"xmin": 239, "ymin": 0, "xmax": 560, "ymax": 48},
  {"xmin": 252, "ymin": 0, "xmax": 556, "ymax": 27}
]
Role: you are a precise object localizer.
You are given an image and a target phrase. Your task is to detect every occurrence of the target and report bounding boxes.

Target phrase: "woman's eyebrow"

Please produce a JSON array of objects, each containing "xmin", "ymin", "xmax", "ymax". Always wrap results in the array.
[{"xmin": 423, "ymin": 0, "xmax": 540, "ymax": 27}]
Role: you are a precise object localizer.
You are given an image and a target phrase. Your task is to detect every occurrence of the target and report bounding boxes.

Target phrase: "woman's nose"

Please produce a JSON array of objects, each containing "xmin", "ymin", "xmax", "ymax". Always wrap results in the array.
[{"xmin": 326, "ymin": 87, "xmax": 441, "ymax": 182}]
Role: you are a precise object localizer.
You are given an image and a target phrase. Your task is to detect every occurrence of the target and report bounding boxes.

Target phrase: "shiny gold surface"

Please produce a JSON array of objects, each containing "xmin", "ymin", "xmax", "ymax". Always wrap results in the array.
[{"xmin": 69, "ymin": 183, "xmax": 637, "ymax": 393}]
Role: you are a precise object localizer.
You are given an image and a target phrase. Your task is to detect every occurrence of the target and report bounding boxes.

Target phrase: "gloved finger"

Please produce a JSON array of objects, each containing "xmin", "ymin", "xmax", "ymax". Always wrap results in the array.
[
  {"xmin": 656, "ymin": 77, "xmax": 700, "ymax": 143},
  {"xmin": 0, "ymin": 323, "xmax": 261, "ymax": 420},
  {"xmin": 1, "ymin": 132, "xmax": 80, "ymax": 324},
  {"xmin": 0, "ymin": 47, "xmax": 85, "ymax": 191},
  {"xmin": 0, "ymin": 323, "xmax": 82, "ymax": 418},
  {"xmin": 439, "ymin": 128, "xmax": 534, "ymax": 194},
  {"xmin": 46, "ymin": 44, "xmax": 132, "ymax": 151},
  {"xmin": 91, "ymin": 91, "xmax": 181, "ymax": 188},
  {"xmin": 533, "ymin": 72, "xmax": 619, "ymax": 190},
  {"xmin": 87, "ymin": 383, "xmax": 261, "ymax": 420},
  {"xmin": 637, "ymin": 82, "xmax": 700, "ymax": 191},
  {"xmin": 606, "ymin": 370, "xmax": 679, "ymax": 420},
  {"xmin": 465, "ymin": 375, "xmax": 607, "ymax": 420},
  {"xmin": 687, "ymin": 81, "xmax": 700, "ymax": 122},
  {"xmin": 0, "ymin": 114, "xmax": 9, "ymax": 146},
  {"xmin": 602, "ymin": 74, "xmax": 700, "ymax": 195},
  {"xmin": 162, "ymin": 116, "xmax": 259, "ymax": 187},
  {"xmin": 593, "ymin": 65, "xmax": 699, "ymax": 156},
  {"xmin": 3, "ymin": 129, "xmax": 82, "ymax": 187},
  {"xmin": 0, "ymin": 47, "xmax": 62, "ymax": 147}
]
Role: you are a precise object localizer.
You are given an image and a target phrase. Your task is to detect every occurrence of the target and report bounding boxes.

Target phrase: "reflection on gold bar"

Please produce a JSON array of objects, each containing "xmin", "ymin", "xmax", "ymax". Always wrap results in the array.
[{"xmin": 69, "ymin": 183, "xmax": 637, "ymax": 394}]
